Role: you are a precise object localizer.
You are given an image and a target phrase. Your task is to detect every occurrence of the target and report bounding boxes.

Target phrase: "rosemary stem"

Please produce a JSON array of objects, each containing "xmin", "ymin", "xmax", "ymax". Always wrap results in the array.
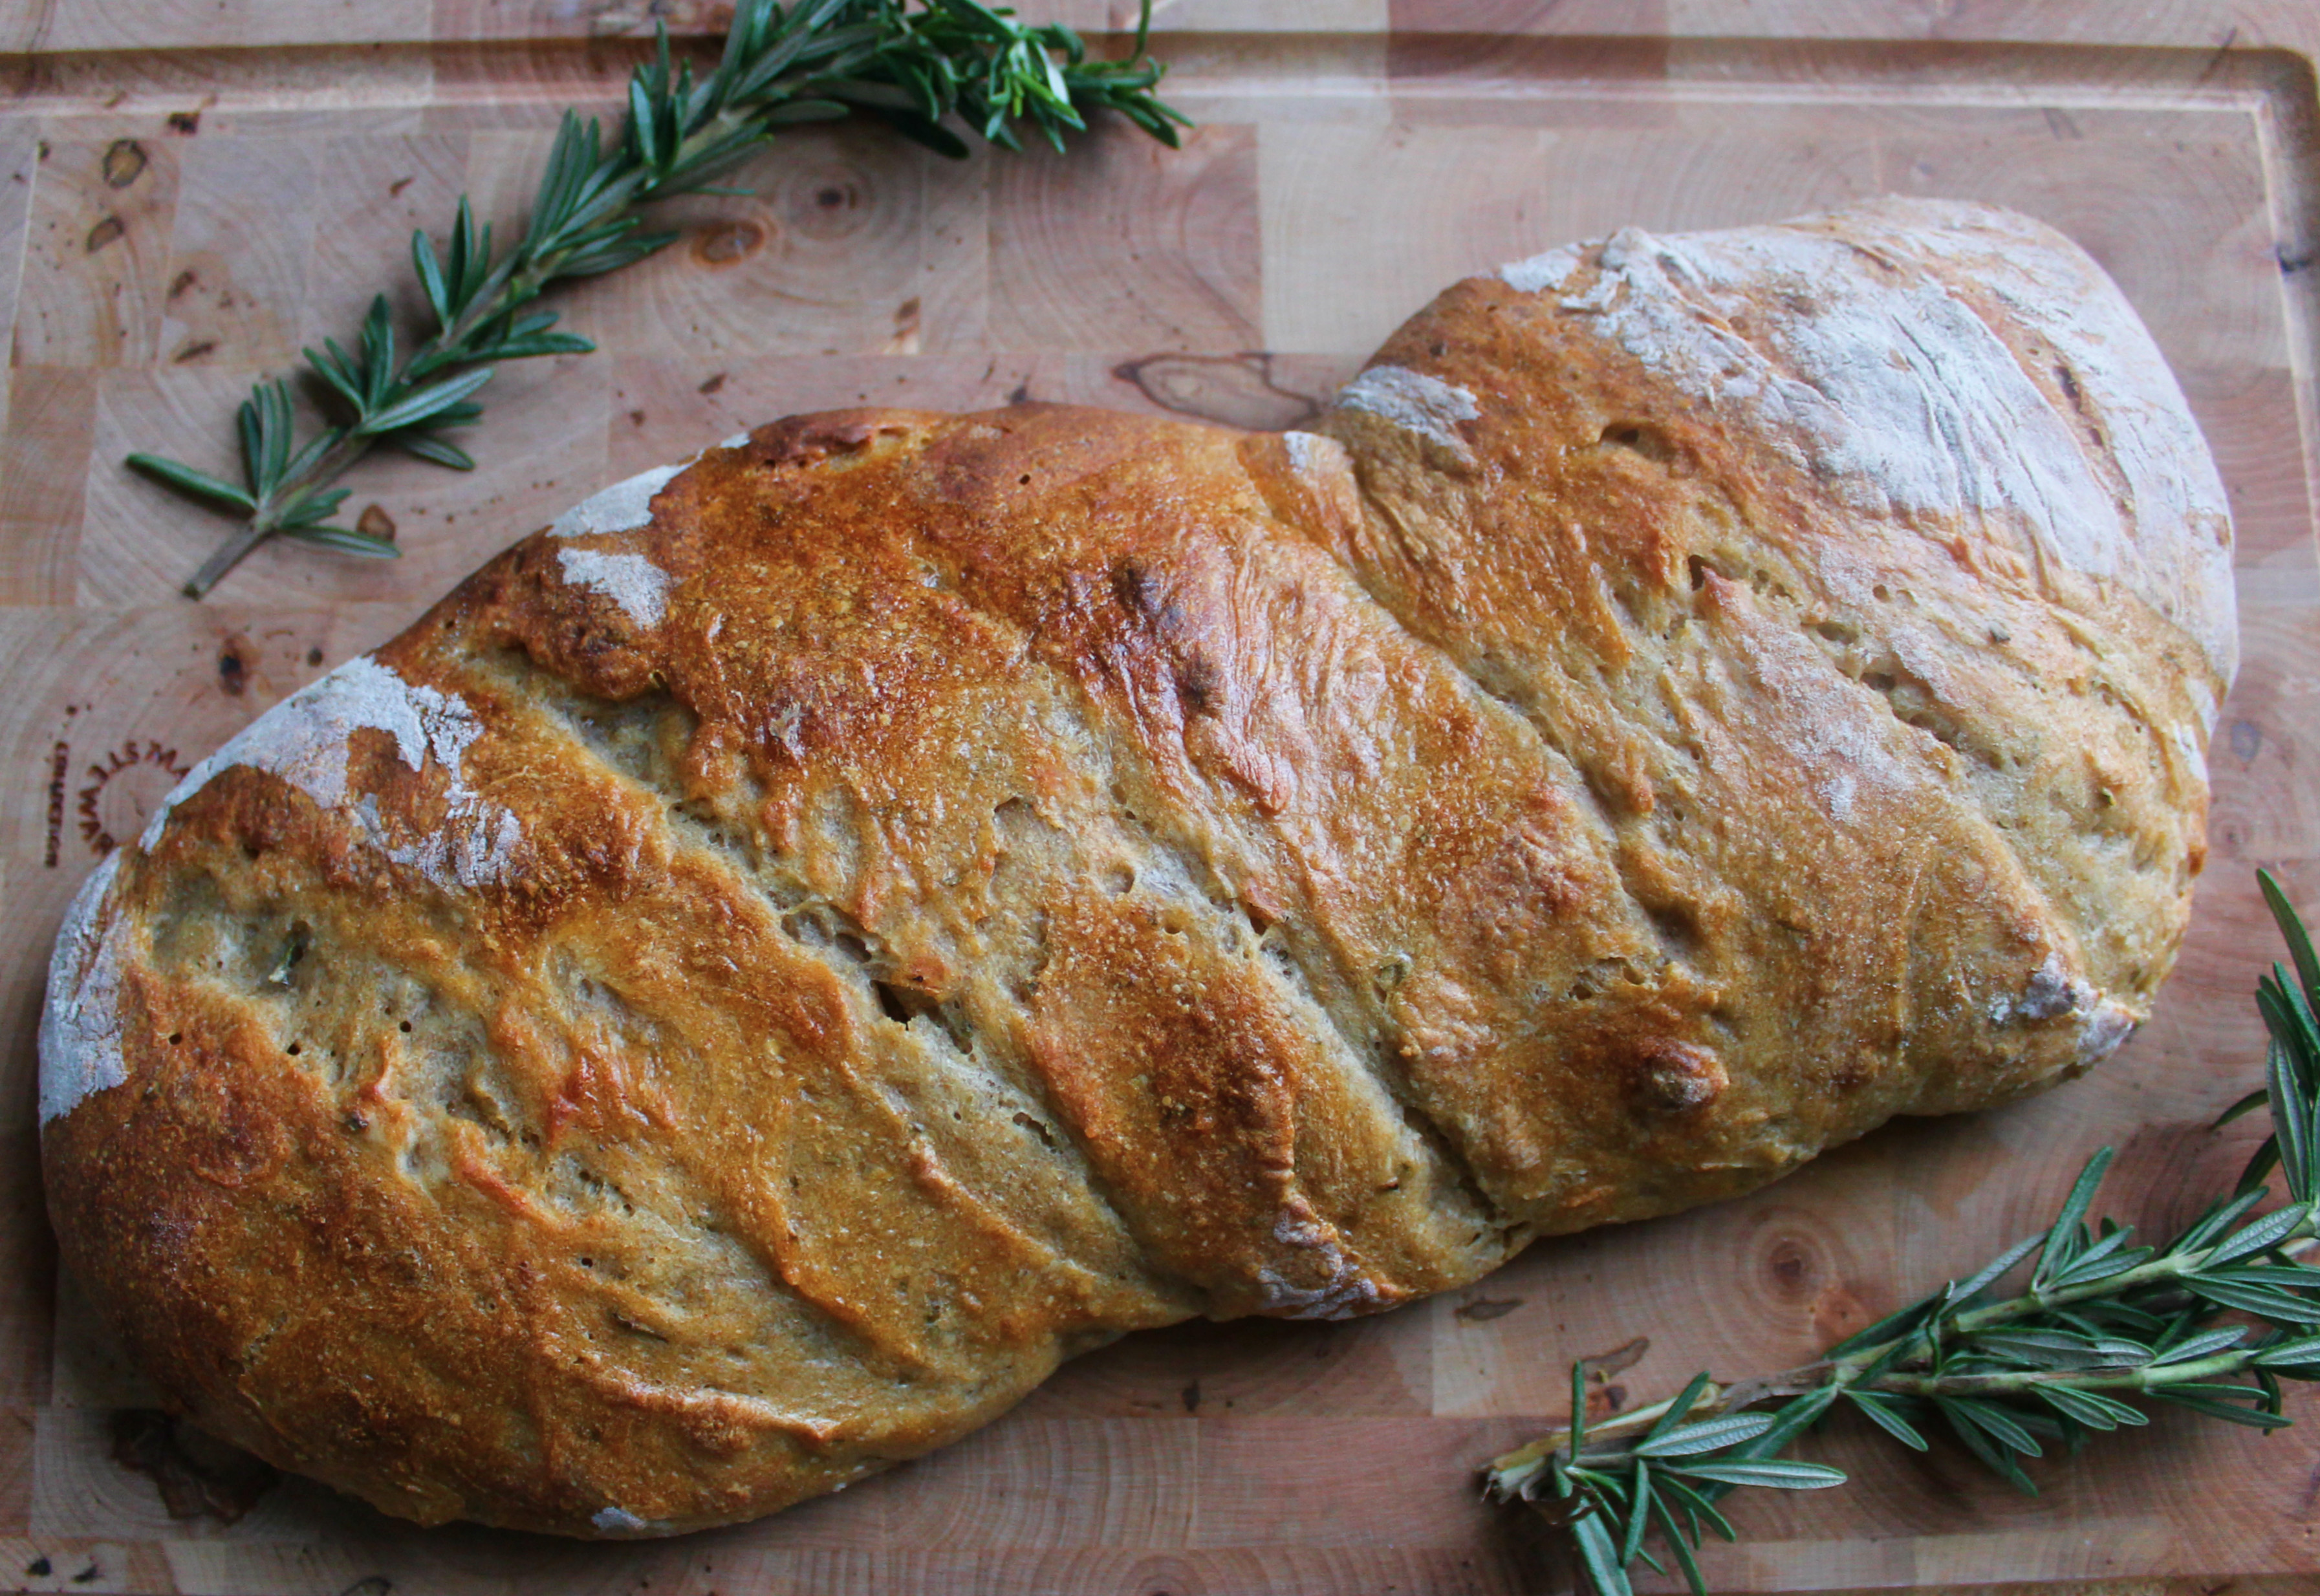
[
  {"xmin": 182, "ymin": 519, "xmax": 278, "ymax": 599},
  {"xmin": 375, "ymin": 105, "xmax": 761, "ymax": 433},
  {"xmin": 422, "ymin": 230, "xmax": 570, "ymax": 365},
  {"xmin": 182, "ymin": 430, "xmax": 385, "ymax": 598},
  {"xmin": 1484, "ymin": 1396, "xmax": 1676, "ymax": 1485},
  {"xmin": 1498, "ymin": 1385, "xmax": 1708, "ymax": 1469},
  {"xmin": 1949, "ymin": 1225, "xmax": 2317, "ymax": 1339},
  {"xmin": 144, "ymin": 0, "xmax": 1186, "ymax": 598},
  {"xmin": 1805, "ymin": 1218, "xmax": 2319, "ymax": 1392},
  {"xmin": 1870, "ymin": 1347, "xmax": 2259, "ymax": 1398},
  {"xmin": 1552, "ymin": 1350, "xmax": 2267, "ymax": 1476}
]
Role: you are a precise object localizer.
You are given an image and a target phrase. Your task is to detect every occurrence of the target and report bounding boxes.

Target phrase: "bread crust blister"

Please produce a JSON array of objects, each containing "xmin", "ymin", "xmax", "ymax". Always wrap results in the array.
[{"xmin": 39, "ymin": 197, "xmax": 2232, "ymax": 1535}]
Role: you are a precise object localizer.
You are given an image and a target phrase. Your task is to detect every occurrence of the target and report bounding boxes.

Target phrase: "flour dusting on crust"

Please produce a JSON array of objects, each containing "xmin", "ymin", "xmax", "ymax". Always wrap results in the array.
[
  {"xmin": 1495, "ymin": 198, "xmax": 2235, "ymax": 691},
  {"xmin": 39, "ymin": 849, "xmax": 130, "ymax": 1125},
  {"xmin": 558, "ymin": 548, "xmax": 671, "ymax": 627},
  {"xmin": 1497, "ymin": 244, "xmax": 1582, "ymax": 296},
  {"xmin": 1841, "ymin": 197, "xmax": 2237, "ymax": 685},
  {"xmin": 1574, "ymin": 223, "xmax": 2123, "ymax": 537},
  {"xmin": 1258, "ymin": 1202, "xmax": 1386, "ymax": 1321},
  {"xmin": 1984, "ymin": 951, "xmax": 2134, "ymax": 1067},
  {"xmin": 548, "ymin": 463, "xmax": 684, "ymax": 541},
  {"xmin": 1332, "ymin": 365, "xmax": 1481, "ymax": 457},
  {"xmin": 1282, "ymin": 430, "xmax": 1330, "ymax": 475},
  {"xmin": 2077, "ymin": 999, "xmax": 2139, "ymax": 1066},
  {"xmin": 139, "ymin": 655, "xmax": 523, "ymax": 891}
]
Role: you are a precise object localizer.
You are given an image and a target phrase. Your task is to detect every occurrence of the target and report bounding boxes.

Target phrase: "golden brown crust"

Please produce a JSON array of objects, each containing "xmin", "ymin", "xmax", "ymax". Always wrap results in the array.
[{"xmin": 40, "ymin": 198, "xmax": 2231, "ymax": 1535}]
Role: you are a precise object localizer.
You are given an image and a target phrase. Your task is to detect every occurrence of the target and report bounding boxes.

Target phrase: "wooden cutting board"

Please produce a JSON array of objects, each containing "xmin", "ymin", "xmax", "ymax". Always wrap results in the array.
[{"xmin": 5, "ymin": 4, "xmax": 2320, "ymax": 1592}]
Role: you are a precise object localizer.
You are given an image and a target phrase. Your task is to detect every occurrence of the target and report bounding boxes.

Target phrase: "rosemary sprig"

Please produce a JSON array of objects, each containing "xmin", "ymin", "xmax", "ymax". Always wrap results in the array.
[
  {"xmin": 1488, "ymin": 867, "xmax": 2320, "ymax": 1596},
  {"xmin": 129, "ymin": 0, "xmax": 1186, "ymax": 598}
]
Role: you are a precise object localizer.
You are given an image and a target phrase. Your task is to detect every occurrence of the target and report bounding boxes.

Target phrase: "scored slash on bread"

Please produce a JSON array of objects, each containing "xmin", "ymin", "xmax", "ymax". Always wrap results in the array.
[{"xmin": 39, "ymin": 197, "xmax": 2233, "ymax": 1535}]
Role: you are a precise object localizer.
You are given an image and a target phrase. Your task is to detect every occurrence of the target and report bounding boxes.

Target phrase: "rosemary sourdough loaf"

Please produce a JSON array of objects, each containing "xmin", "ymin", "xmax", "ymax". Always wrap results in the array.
[{"xmin": 40, "ymin": 197, "xmax": 2233, "ymax": 1535}]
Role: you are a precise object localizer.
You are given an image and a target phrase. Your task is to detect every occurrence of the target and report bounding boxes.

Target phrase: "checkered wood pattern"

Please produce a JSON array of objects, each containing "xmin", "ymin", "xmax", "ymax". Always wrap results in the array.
[{"xmin": 3, "ymin": 5, "xmax": 2320, "ymax": 1591}]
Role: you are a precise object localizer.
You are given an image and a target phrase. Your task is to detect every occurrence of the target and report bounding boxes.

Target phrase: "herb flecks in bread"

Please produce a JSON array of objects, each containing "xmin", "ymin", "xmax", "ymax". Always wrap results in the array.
[{"xmin": 42, "ymin": 198, "xmax": 2232, "ymax": 1536}]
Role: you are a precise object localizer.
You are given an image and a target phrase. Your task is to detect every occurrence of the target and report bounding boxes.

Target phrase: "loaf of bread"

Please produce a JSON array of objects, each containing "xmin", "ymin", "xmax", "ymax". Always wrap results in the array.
[{"xmin": 39, "ymin": 197, "xmax": 2233, "ymax": 1535}]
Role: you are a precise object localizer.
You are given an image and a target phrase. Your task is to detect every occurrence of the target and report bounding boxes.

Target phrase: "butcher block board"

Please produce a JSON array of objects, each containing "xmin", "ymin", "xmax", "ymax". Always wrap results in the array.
[{"xmin": 6, "ymin": 4, "xmax": 2320, "ymax": 1593}]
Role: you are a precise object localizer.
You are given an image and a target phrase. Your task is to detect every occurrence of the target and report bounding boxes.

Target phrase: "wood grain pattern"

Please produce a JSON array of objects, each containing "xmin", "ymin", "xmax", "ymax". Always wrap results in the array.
[{"xmin": 3, "ymin": 6, "xmax": 2320, "ymax": 1593}]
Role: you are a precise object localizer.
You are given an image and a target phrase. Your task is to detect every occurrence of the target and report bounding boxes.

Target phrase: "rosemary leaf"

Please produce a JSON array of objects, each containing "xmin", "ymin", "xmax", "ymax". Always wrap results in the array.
[
  {"xmin": 1671, "ymin": 1458, "xmax": 1846, "ymax": 1491},
  {"xmin": 281, "ymin": 524, "xmax": 399, "ymax": 558},
  {"xmin": 2178, "ymin": 1185, "xmax": 2271, "ymax": 1253},
  {"xmin": 1647, "ymin": 1487, "xmax": 1707, "ymax": 1596},
  {"xmin": 351, "ymin": 369, "xmax": 498, "ymax": 437},
  {"xmin": 1618, "ymin": 1460, "xmax": 1653, "ymax": 1564},
  {"xmin": 1642, "ymin": 1372, "xmax": 1715, "ymax": 1445},
  {"xmin": 1952, "ymin": 1231, "xmax": 2044, "ymax": 1305},
  {"xmin": 1571, "ymin": 1514, "xmax": 1634, "ymax": 1596},
  {"xmin": 1631, "ymin": 1414, "xmax": 1774, "ymax": 1460},
  {"xmin": 2180, "ymin": 1272, "xmax": 2320, "ymax": 1321},
  {"xmin": 2202, "ymin": 1202, "xmax": 2313, "ymax": 1267},
  {"xmin": 1711, "ymin": 1382, "xmax": 1839, "ymax": 1477},
  {"xmin": 2033, "ymin": 1383, "xmax": 2146, "ymax": 1429},
  {"xmin": 2149, "ymin": 1386, "xmax": 2293, "ymax": 1429},
  {"xmin": 2046, "ymin": 1233, "xmax": 2153, "ymax": 1289},
  {"xmin": 2214, "ymin": 1087, "xmax": 2273, "ymax": 1132},
  {"xmin": 1654, "ymin": 1474, "xmax": 1739, "ymax": 1543},
  {"xmin": 1846, "ymin": 1390, "xmax": 1931, "ymax": 1449},
  {"xmin": 2255, "ymin": 1333, "xmax": 2320, "ymax": 1367},
  {"xmin": 1940, "ymin": 1401, "xmax": 2039, "ymax": 1494},
  {"xmin": 400, "ymin": 434, "xmax": 479, "ymax": 471},
  {"xmin": 2268, "ymin": 873, "xmax": 2320, "ymax": 1000},
  {"xmin": 2035, "ymin": 1148, "xmax": 2116, "ymax": 1289},
  {"xmin": 1944, "ymin": 1396, "xmax": 2044, "ymax": 1458},
  {"xmin": 1969, "ymin": 1330, "xmax": 2139, "ymax": 1370},
  {"xmin": 2144, "ymin": 1326, "xmax": 2248, "ymax": 1364},
  {"xmin": 124, "ymin": 455, "xmax": 254, "ymax": 512}
]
